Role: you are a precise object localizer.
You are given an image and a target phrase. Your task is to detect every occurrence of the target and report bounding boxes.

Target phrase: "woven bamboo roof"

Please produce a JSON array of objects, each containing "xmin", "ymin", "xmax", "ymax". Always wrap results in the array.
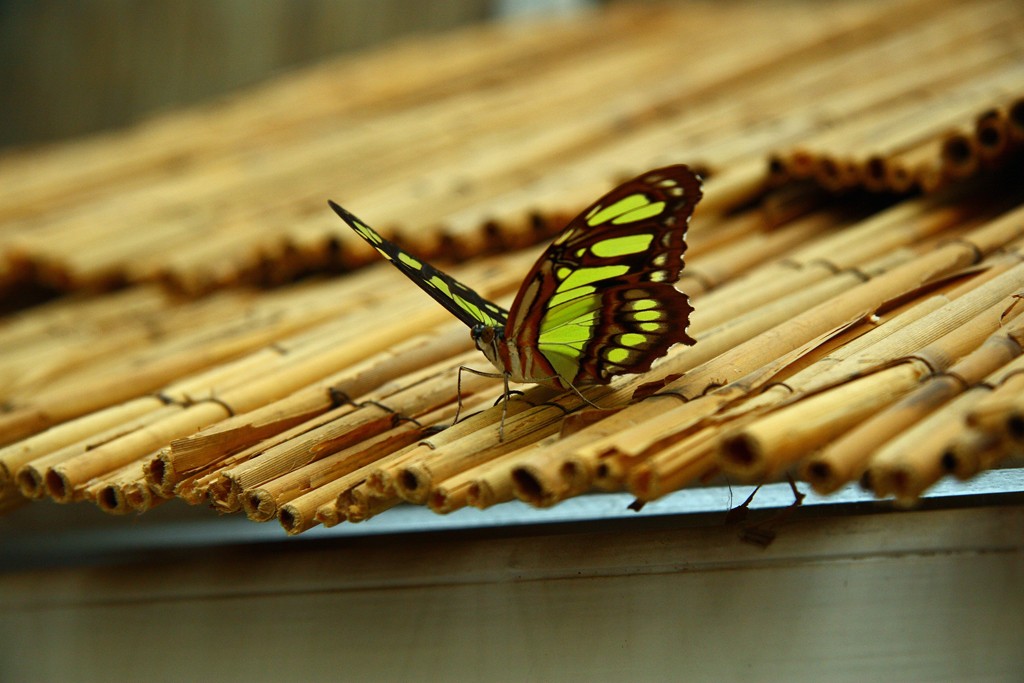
[{"xmin": 1, "ymin": 0, "xmax": 1023, "ymax": 532}]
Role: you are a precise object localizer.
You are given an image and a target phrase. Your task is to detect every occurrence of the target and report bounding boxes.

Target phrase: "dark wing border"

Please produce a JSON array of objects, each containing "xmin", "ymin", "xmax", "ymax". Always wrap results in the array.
[
  {"xmin": 329, "ymin": 201, "xmax": 508, "ymax": 329},
  {"xmin": 505, "ymin": 165, "xmax": 702, "ymax": 384}
]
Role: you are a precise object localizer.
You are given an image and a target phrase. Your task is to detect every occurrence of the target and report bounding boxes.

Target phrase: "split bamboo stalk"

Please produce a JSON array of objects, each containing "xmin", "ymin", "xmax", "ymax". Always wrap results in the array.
[
  {"xmin": 675, "ymin": 200, "xmax": 1024, "ymax": 399},
  {"xmin": 690, "ymin": 188, "xmax": 985, "ymax": 336},
  {"xmin": 766, "ymin": 255, "xmax": 1021, "ymax": 395},
  {"xmin": 169, "ymin": 403, "xmax": 358, "ymax": 505},
  {"xmin": 342, "ymin": 485, "xmax": 401, "ymax": 524},
  {"xmin": 721, "ymin": 255, "xmax": 1017, "ymax": 426}
]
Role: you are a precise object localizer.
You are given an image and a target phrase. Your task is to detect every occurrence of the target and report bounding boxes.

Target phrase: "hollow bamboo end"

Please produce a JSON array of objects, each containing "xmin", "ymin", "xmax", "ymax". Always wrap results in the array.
[
  {"xmin": 510, "ymin": 465, "xmax": 549, "ymax": 506},
  {"xmin": 208, "ymin": 476, "xmax": 239, "ymax": 513},
  {"xmin": 394, "ymin": 465, "xmax": 430, "ymax": 504},
  {"xmin": 45, "ymin": 468, "xmax": 75, "ymax": 503},
  {"xmin": 279, "ymin": 504, "xmax": 313, "ymax": 535},
  {"xmin": 940, "ymin": 134, "xmax": 978, "ymax": 177},
  {"xmin": 800, "ymin": 457, "xmax": 844, "ymax": 495},
  {"xmin": 16, "ymin": 466, "xmax": 47, "ymax": 499},
  {"xmin": 96, "ymin": 485, "xmax": 131, "ymax": 515},
  {"xmin": 718, "ymin": 432, "xmax": 764, "ymax": 479},
  {"xmin": 146, "ymin": 451, "xmax": 178, "ymax": 497},
  {"xmin": 242, "ymin": 488, "xmax": 277, "ymax": 522},
  {"xmin": 975, "ymin": 117, "xmax": 1006, "ymax": 158}
]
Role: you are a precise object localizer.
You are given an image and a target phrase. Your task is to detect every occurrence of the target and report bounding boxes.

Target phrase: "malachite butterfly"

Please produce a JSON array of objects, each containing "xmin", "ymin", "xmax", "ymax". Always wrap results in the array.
[{"xmin": 329, "ymin": 164, "xmax": 702, "ymax": 402}]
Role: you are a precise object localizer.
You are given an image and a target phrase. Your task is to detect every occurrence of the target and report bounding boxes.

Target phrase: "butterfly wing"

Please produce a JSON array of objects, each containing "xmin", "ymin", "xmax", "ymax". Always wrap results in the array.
[
  {"xmin": 329, "ymin": 201, "xmax": 508, "ymax": 329},
  {"xmin": 504, "ymin": 165, "xmax": 702, "ymax": 388}
]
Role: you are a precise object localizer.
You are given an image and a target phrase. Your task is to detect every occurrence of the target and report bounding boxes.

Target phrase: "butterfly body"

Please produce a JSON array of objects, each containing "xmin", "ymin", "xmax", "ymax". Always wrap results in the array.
[{"xmin": 330, "ymin": 164, "xmax": 702, "ymax": 397}]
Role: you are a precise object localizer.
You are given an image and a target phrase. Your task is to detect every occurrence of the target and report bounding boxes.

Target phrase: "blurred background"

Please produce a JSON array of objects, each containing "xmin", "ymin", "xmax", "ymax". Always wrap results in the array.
[{"xmin": 0, "ymin": 0, "xmax": 598, "ymax": 149}]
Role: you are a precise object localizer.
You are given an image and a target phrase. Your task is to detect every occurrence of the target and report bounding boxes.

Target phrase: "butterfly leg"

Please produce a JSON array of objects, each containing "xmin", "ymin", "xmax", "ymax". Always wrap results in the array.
[
  {"xmin": 498, "ymin": 373, "xmax": 511, "ymax": 441},
  {"xmin": 453, "ymin": 365, "xmax": 509, "ymax": 436}
]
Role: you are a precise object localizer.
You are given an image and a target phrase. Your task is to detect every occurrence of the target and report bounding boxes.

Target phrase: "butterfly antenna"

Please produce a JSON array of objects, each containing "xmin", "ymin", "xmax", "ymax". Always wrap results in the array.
[
  {"xmin": 498, "ymin": 372, "xmax": 511, "ymax": 442},
  {"xmin": 453, "ymin": 366, "xmax": 467, "ymax": 426}
]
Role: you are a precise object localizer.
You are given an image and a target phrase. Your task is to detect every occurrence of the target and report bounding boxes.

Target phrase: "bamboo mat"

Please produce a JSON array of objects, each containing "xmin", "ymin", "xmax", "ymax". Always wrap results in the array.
[{"xmin": 1, "ymin": 0, "xmax": 1023, "ymax": 532}]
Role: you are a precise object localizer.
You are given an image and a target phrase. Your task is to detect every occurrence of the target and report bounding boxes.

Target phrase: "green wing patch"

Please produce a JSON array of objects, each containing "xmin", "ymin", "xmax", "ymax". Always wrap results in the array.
[
  {"xmin": 507, "ymin": 165, "xmax": 702, "ymax": 387},
  {"xmin": 328, "ymin": 201, "xmax": 507, "ymax": 329}
]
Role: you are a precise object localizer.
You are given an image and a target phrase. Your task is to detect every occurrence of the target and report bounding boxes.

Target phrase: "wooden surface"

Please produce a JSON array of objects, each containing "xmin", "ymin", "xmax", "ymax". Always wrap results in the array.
[{"xmin": 1, "ymin": 502, "xmax": 1021, "ymax": 682}]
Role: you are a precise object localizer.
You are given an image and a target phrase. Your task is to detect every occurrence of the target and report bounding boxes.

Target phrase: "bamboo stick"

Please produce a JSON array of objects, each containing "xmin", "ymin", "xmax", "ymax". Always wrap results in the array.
[
  {"xmin": 942, "ymin": 428, "xmax": 1010, "ymax": 480},
  {"xmin": 805, "ymin": 285, "xmax": 1024, "ymax": 493},
  {"xmin": 14, "ymin": 403, "xmax": 183, "ymax": 500},
  {"xmin": 966, "ymin": 359, "xmax": 1024, "ymax": 437},
  {"xmin": 429, "ymin": 434, "xmax": 560, "ymax": 514},
  {"xmin": 865, "ymin": 321, "xmax": 1024, "ymax": 497},
  {"xmin": 157, "ymin": 322, "xmax": 472, "ymax": 485},
  {"xmin": 46, "ymin": 402, "xmax": 229, "ymax": 503},
  {"xmin": 719, "ymin": 362, "xmax": 931, "ymax": 482},
  {"xmin": 242, "ymin": 401, "xmax": 461, "ymax": 523},
  {"xmin": 169, "ymin": 401, "xmax": 357, "ymax": 504},
  {"xmin": 277, "ymin": 442, "xmax": 419, "ymax": 534},
  {"xmin": 389, "ymin": 387, "xmax": 585, "ymax": 505},
  {"xmin": 0, "ymin": 396, "xmax": 164, "ymax": 489},
  {"xmin": 215, "ymin": 366, "xmax": 498, "ymax": 509}
]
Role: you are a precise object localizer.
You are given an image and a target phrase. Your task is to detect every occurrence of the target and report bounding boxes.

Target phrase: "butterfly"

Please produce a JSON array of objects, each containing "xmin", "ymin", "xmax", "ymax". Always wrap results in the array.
[{"xmin": 328, "ymin": 165, "xmax": 702, "ymax": 433}]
